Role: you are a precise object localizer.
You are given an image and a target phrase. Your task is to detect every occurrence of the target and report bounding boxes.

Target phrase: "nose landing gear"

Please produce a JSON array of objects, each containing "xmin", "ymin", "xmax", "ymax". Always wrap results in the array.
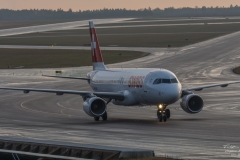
[{"xmin": 157, "ymin": 105, "xmax": 170, "ymax": 122}]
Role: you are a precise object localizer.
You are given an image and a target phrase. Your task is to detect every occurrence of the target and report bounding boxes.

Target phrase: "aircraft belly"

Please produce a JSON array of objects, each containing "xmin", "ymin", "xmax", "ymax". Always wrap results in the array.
[{"xmin": 112, "ymin": 90, "xmax": 139, "ymax": 106}]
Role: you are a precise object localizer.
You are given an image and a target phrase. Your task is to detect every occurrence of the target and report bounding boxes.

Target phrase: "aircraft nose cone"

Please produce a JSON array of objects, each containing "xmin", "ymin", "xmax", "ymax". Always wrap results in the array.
[{"xmin": 163, "ymin": 85, "xmax": 180, "ymax": 104}]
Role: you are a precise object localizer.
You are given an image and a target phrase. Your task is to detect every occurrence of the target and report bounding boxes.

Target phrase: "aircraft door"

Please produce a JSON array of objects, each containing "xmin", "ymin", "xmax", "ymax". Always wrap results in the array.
[
  {"xmin": 142, "ymin": 73, "xmax": 153, "ymax": 103},
  {"xmin": 119, "ymin": 77, "xmax": 124, "ymax": 91},
  {"xmin": 144, "ymin": 73, "xmax": 152, "ymax": 92}
]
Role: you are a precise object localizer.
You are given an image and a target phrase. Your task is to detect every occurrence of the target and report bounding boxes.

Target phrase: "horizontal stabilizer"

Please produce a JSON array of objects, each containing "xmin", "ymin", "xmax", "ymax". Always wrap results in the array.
[{"xmin": 43, "ymin": 75, "xmax": 90, "ymax": 80}]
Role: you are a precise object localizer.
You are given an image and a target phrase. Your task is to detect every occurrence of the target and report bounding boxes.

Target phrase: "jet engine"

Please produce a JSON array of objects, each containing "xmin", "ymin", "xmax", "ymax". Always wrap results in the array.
[
  {"xmin": 180, "ymin": 94, "xmax": 204, "ymax": 114},
  {"xmin": 83, "ymin": 97, "xmax": 106, "ymax": 117}
]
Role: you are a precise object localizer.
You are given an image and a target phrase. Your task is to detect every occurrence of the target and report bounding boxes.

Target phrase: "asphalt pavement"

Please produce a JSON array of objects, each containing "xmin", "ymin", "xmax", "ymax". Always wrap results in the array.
[
  {"xmin": 0, "ymin": 18, "xmax": 133, "ymax": 37},
  {"xmin": 0, "ymin": 26, "xmax": 240, "ymax": 159}
]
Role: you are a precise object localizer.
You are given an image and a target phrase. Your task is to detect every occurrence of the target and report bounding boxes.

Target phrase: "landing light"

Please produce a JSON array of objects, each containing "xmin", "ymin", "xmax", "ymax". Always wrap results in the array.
[{"xmin": 158, "ymin": 104, "xmax": 163, "ymax": 110}]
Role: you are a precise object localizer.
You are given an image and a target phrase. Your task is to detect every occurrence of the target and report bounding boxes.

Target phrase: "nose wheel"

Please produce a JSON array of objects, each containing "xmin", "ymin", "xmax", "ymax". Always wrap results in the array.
[
  {"xmin": 157, "ymin": 105, "xmax": 170, "ymax": 122},
  {"xmin": 165, "ymin": 109, "xmax": 170, "ymax": 118}
]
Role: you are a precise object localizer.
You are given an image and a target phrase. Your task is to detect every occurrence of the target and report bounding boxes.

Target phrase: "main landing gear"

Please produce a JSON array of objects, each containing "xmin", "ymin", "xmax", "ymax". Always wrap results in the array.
[
  {"xmin": 94, "ymin": 111, "xmax": 108, "ymax": 121},
  {"xmin": 157, "ymin": 104, "xmax": 170, "ymax": 122}
]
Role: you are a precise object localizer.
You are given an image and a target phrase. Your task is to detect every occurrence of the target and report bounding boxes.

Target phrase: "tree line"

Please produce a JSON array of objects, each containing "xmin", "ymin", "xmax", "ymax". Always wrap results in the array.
[{"xmin": 0, "ymin": 5, "xmax": 240, "ymax": 20}]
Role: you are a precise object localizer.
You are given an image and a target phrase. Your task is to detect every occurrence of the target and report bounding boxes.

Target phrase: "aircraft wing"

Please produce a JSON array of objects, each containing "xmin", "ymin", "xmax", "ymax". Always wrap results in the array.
[
  {"xmin": 0, "ymin": 87, "xmax": 124, "ymax": 101},
  {"xmin": 43, "ymin": 75, "xmax": 90, "ymax": 80},
  {"xmin": 183, "ymin": 81, "xmax": 240, "ymax": 91}
]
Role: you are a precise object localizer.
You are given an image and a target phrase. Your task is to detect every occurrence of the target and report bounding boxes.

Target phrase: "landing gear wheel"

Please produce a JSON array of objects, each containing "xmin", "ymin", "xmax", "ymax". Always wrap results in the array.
[
  {"xmin": 157, "ymin": 110, "xmax": 161, "ymax": 117},
  {"xmin": 158, "ymin": 115, "xmax": 162, "ymax": 122},
  {"xmin": 165, "ymin": 109, "xmax": 170, "ymax": 118},
  {"xmin": 162, "ymin": 114, "xmax": 167, "ymax": 122},
  {"xmin": 102, "ymin": 112, "xmax": 108, "ymax": 121},
  {"xmin": 94, "ymin": 117, "xmax": 100, "ymax": 121}
]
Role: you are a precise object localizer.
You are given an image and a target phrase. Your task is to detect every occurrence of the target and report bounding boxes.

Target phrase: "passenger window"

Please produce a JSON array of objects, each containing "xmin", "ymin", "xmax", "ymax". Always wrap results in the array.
[
  {"xmin": 162, "ymin": 79, "xmax": 171, "ymax": 83},
  {"xmin": 171, "ymin": 78, "xmax": 178, "ymax": 83}
]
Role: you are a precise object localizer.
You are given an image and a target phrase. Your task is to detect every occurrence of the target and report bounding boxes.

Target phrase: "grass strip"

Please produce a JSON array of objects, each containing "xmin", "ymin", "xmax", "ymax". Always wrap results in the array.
[{"xmin": 0, "ymin": 49, "xmax": 148, "ymax": 69}]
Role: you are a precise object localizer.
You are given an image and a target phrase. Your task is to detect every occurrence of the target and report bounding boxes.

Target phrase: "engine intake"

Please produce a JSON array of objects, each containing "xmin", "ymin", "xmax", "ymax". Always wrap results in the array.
[
  {"xmin": 180, "ymin": 94, "xmax": 203, "ymax": 114},
  {"xmin": 83, "ymin": 97, "xmax": 106, "ymax": 117}
]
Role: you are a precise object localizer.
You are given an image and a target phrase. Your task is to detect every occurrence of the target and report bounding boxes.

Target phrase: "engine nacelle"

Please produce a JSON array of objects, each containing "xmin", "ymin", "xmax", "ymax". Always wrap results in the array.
[
  {"xmin": 180, "ymin": 94, "xmax": 204, "ymax": 114},
  {"xmin": 83, "ymin": 97, "xmax": 106, "ymax": 117}
]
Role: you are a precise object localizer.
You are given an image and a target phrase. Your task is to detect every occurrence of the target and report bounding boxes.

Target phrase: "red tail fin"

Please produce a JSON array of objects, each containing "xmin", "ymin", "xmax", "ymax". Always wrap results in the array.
[{"xmin": 89, "ymin": 21, "xmax": 106, "ymax": 70}]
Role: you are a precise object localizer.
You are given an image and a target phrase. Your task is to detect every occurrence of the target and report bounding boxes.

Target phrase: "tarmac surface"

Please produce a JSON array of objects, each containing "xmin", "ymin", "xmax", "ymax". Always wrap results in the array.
[
  {"xmin": 0, "ymin": 22, "xmax": 240, "ymax": 159},
  {"xmin": 0, "ymin": 18, "xmax": 132, "ymax": 37},
  {"xmin": 2, "ymin": 17, "xmax": 240, "ymax": 37}
]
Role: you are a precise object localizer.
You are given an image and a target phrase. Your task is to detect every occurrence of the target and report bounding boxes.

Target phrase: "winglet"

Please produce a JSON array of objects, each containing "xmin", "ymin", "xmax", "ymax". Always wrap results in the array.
[{"xmin": 89, "ymin": 21, "xmax": 106, "ymax": 70}]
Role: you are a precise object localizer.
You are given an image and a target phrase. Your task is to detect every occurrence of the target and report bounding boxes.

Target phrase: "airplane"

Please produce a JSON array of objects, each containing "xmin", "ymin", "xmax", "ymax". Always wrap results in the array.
[{"xmin": 0, "ymin": 21, "xmax": 240, "ymax": 122}]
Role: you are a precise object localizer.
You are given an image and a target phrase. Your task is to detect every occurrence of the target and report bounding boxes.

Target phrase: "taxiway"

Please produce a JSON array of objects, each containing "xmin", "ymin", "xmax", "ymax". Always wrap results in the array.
[{"xmin": 0, "ymin": 23, "xmax": 240, "ymax": 159}]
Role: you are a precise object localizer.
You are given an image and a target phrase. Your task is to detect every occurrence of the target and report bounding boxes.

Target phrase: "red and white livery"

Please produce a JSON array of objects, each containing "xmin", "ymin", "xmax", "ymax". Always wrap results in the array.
[{"xmin": 0, "ymin": 21, "xmax": 240, "ymax": 122}]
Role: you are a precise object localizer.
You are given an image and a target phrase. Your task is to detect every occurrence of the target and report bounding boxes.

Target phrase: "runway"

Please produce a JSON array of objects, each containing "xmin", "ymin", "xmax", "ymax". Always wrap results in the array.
[
  {"xmin": 0, "ymin": 31, "xmax": 240, "ymax": 159},
  {"xmin": 0, "ymin": 18, "xmax": 132, "ymax": 37},
  {"xmin": 2, "ymin": 17, "xmax": 240, "ymax": 37}
]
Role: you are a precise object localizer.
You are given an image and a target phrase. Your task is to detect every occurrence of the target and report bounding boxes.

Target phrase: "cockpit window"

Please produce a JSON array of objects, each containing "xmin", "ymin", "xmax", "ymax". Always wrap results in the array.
[
  {"xmin": 171, "ymin": 78, "xmax": 178, "ymax": 83},
  {"xmin": 162, "ymin": 79, "xmax": 171, "ymax": 83},
  {"xmin": 153, "ymin": 79, "xmax": 161, "ymax": 84},
  {"xmin": 153, "ymin": 78, "xmax": 178, "ymax": 84}
]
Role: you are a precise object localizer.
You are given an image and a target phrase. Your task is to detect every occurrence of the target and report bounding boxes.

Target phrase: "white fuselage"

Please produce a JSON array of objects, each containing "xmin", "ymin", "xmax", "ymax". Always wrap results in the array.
[{"xmin": 87, "ymin": 68, "xmax": 182, "ymax": 106}]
